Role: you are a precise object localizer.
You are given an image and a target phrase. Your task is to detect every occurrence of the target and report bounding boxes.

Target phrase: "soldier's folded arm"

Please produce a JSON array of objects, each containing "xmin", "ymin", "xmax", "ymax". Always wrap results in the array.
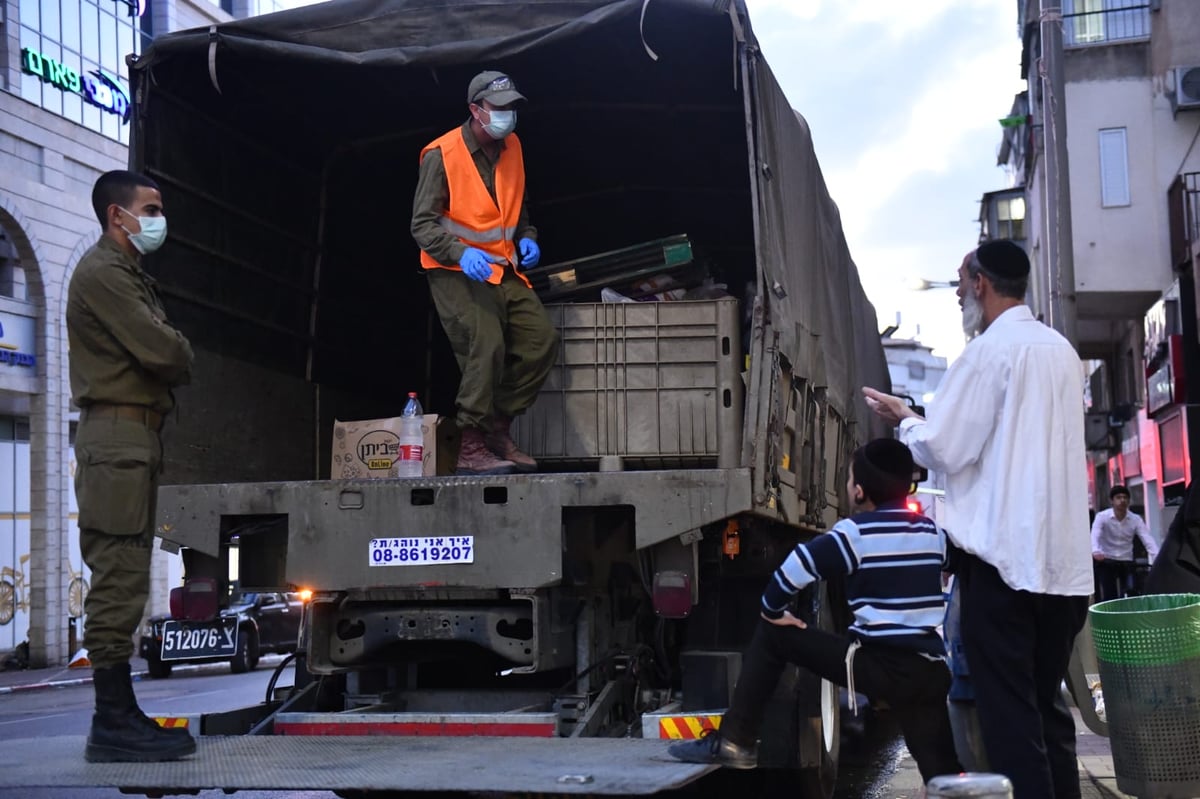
[{"xmin": 83, "ymin": 267, "xmax": 195, "ymax": 385}]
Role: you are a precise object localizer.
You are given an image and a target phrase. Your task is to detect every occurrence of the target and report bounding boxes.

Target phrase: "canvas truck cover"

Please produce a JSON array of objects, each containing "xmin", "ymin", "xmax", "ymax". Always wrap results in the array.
[{"xmin": 128, "ymin": 0, "xmax": 891, "ymax": 484}]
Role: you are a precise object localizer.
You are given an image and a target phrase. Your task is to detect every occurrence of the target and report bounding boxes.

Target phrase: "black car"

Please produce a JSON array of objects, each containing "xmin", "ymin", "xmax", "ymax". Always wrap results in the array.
[{"xmin": 139, "ymin": 591, "xmax": 305, "ymax": 679}]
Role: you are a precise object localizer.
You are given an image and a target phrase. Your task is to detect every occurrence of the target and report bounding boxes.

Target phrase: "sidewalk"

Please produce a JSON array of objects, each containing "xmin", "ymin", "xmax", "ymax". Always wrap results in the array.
[
  {"xmin": 879, "ymin": 709, "xmax": 1131, "ymax": 798},
  {"xmin": 0, "ymin": 655, "xmax": 237, "ymax": 694}
]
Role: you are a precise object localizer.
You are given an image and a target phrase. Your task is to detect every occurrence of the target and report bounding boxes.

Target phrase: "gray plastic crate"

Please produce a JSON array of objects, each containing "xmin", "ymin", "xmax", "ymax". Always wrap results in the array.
[{"xmin": 512, "ymin": 299, "xmax": 743, "ymax": 469}]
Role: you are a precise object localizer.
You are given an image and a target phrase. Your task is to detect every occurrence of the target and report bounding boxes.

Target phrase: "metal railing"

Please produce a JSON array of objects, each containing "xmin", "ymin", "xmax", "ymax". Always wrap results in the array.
[{"xmin": 1064, "ymin": 2, "xmax": 1150, "ymax": 47}]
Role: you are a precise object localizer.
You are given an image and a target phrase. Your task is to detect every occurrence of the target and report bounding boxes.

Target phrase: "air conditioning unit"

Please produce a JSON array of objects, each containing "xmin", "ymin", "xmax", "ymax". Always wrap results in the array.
[{"xmin": 1172, "ymin": 66, "xmax": 1200, "ymax": 112}]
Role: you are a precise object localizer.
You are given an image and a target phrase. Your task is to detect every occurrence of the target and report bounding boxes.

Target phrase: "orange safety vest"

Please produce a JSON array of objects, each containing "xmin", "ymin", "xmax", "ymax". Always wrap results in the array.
[{"xmin": 419, "ymin": 127, "xmax": 529, "ymax": 287}]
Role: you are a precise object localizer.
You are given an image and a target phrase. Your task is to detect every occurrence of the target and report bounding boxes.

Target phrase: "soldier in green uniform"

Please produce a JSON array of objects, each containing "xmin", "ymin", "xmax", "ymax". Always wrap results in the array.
[{"xmin": 68, "ymin": 171, "xmax": 196, "ymax": 762}]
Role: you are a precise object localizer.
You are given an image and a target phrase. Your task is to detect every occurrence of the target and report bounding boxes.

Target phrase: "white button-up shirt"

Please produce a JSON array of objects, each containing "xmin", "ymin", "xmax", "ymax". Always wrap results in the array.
[
  {"xmin": 897, "ymin": 306, "xmax": 1093, "ymax": 596},
  {"xmin": 1091, "ymin": 508, "xmax": 1158, "ymax": 562}
]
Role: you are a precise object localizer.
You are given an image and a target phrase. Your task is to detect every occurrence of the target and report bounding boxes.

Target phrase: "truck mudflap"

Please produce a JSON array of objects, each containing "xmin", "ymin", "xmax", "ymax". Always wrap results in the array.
[{"xmin": 0, "ymin": 735, "xmax": 716, "ymax": 795}]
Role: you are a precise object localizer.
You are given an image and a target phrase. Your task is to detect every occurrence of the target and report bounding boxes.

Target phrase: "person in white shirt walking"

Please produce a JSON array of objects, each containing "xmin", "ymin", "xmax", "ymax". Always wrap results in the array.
[
  {"xmin": 863, "ymin": 240, "xmax": 1092, "ymax": 799},
  {"xmin": 1091, "ymin": 484, "xmax": 1158, "ymax": 602}
]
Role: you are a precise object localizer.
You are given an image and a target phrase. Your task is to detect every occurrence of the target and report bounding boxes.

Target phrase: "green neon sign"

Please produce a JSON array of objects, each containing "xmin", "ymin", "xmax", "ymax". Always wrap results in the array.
[{"xmin": 20, "ymin": 47, "xmax": 130, "ymax": 120}]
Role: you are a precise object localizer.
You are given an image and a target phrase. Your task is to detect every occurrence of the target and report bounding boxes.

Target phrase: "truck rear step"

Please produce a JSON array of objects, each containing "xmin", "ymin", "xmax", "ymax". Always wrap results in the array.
[{"xmin": 1, "ymin": 735, "xmax": 715, "ymax": 795}]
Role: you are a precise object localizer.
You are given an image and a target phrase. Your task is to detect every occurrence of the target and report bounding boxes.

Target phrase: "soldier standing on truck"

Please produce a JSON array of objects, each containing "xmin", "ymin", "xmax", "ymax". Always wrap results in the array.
[
  {"xmin": 68, "ymin": 170, "xmax": 196, "ymax": 763},
  {"xmin": 668, "ymin": 439, "xmax": 962, "ymax": 784},
  {"xmin": 411, "ymin": 70, "xmax": 557, "ymax": 476}
]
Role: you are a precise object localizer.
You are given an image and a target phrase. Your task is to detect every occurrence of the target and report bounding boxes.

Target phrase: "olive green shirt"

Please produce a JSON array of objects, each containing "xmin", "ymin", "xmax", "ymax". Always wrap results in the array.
[
  {"xmin": 411, "ymin": 120, "xmax": 537, "ymax": 267},
  {"xmin": 67, "ymin": 235, "xmax": 194, "ymax": 413}
]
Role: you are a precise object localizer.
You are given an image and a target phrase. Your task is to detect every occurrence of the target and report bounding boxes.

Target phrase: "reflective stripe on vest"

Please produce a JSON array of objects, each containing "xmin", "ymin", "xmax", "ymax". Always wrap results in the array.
[{"xmin": 418, "ymin": 127, "xmax": 529, "ymax": 287}]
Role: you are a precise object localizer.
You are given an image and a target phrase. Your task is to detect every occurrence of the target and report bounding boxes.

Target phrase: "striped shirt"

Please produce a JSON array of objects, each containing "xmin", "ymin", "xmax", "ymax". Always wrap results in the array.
[{"xmin": 761, "ymin": 503, "xmax": 949, "ymax": 656}]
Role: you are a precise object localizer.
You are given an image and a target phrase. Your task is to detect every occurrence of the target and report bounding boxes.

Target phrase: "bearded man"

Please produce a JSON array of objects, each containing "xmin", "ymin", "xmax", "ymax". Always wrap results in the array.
[{"xmin": 862, "ymin": 240, "xmax": 1092, "ymax": 799}]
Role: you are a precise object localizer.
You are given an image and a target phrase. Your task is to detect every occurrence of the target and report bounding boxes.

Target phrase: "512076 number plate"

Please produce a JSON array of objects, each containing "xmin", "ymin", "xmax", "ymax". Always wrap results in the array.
[
  {"xmin": 160, "ymin": 618, "xmax": 238, "ymax": 661},
  {"xmin": 369, "ymin": 536, "xmax": 474, "ymax": 566}
]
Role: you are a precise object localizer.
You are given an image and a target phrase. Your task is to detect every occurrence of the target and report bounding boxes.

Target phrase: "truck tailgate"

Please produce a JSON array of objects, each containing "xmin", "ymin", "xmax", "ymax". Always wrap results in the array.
[{"xmin": 1, "ymin": 735, "xmax": 716, "ymax": 795}]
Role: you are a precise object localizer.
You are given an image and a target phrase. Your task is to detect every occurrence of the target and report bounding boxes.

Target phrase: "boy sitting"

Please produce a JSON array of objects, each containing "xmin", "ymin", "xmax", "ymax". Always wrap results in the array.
[{"xmin": 669, "ymin": 438, "xmax": 962, "ymax": 784}]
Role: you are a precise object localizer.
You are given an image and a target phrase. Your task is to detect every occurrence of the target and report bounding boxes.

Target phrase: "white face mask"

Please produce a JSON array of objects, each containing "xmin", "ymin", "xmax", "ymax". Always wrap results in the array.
[
  {"xmin": 119, "ymin": 207, "xmax": 168, "ymax": 255},
  {"xmin": 961, "ymin": 282, "xmax": 984, "ymax": 340},
  {"xmin": 481, "ymin": 108, "xmax": 517, "ymax": 140}
]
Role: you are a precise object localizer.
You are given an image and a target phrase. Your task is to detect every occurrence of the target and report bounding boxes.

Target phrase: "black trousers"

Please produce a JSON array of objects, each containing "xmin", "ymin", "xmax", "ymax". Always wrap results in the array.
[
  {"xmin": 720, "ymin": 620, "xmax": 962, "ymax": 783},
  {"xmin": 1093, "ymin": 559, "xmax": 1133, "ymax": 603},
  {"xmin": 958, "ymin": 554, "xmax": 1089, "ymax": 799}
]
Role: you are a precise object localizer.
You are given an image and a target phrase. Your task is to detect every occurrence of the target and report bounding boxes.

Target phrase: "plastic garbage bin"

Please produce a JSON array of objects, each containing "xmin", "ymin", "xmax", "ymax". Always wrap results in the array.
[{"xmin": 1090, "ymin": 593, "xmax": 1200, "ymax": 799}]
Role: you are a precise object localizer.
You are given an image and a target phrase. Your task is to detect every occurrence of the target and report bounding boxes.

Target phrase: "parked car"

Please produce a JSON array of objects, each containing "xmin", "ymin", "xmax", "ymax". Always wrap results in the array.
[{"xmin": 139, "ymin": 590, "xmax": 305, "ymax": 678}]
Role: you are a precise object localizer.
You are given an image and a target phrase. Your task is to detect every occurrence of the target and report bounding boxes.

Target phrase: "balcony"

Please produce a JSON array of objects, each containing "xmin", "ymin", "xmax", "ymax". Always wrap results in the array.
[
  {"xmin": 1063, "ymin": 1, "xmax": 1150, "ymax": 47},
  {"xmin": 1168, "ymin": 172, "xmax": 1200, "ymax": 270}
]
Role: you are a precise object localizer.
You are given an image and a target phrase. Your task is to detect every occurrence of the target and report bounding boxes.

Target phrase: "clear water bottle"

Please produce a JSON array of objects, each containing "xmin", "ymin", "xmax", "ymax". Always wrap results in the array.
[{"xmin": 397, "ymin": 392, "xmax": 424, "ymax": 478}]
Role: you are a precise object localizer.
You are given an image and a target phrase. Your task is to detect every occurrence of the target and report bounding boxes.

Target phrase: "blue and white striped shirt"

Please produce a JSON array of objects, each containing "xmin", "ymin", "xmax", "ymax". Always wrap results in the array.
[{"xmin": 761, "ymin": 503, "xmax": 949, "ymax": 656}]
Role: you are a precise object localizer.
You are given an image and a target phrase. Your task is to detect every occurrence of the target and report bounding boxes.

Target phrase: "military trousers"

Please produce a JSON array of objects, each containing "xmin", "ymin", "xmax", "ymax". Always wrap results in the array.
[
  {"xmin": 427, "ymin": 265, "xmax": 558, "ymax": 431},
  {"xmin": 75, "ymin": 415, "xmax": 161, "ymax": 669}
]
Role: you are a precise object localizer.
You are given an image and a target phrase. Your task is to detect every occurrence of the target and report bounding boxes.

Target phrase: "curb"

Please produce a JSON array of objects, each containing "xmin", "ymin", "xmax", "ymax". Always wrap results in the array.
[{"xmin": 0, "ymin": 662, "xmax": 226, "ymax": 695}]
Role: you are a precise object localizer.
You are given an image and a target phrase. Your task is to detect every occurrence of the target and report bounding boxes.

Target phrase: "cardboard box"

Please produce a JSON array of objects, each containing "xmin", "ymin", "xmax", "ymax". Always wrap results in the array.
[{"xmin": 331, "ymin": 414, "xmax": 459, "ymax": 479}]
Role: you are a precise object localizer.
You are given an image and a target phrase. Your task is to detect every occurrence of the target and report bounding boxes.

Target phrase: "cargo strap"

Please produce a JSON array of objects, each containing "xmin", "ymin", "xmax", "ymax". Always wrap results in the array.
[
  {"xmin": 639, "ymin": 0, "xmax": 658, "ymax": 61},
  {"xmin": 208, "ymin": 26, "xmax": 222, "ymax": 94}
]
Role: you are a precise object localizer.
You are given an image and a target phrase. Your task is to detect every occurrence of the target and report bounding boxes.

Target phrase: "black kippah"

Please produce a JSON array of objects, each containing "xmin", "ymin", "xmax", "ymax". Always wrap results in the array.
[
  {"xmin": 862, "ymin": 439, "xmax": 913, "ymax": 482},
  {"xmin": 852, "ymin": 439, "xmax": 914, "ymax": 504},
  {"xmin": 976, "ymin": 239, "xmax": 1030, "ymax": 281}
]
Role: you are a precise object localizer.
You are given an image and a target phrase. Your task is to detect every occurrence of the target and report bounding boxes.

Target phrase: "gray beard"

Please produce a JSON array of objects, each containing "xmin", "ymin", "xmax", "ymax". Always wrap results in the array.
[{"xmin": 961, "ymin": 290, "xmax": 984, "ymax": 340}]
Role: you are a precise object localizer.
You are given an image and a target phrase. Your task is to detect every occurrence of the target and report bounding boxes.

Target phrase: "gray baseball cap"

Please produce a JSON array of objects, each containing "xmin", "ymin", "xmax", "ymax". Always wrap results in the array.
[{"xmin": 467, "ymin": 71, "xmax": 526, "ymax": 106}]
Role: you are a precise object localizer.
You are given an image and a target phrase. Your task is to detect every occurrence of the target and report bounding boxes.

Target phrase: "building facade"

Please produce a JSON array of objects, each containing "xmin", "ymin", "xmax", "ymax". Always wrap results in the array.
[
  {"xmin": 0, "ymin": 0, "xmax": 284, "ymax": 666},
  {"xmin": 988, "ymin": 0, "xmax": 1200, "ymax": 542}
]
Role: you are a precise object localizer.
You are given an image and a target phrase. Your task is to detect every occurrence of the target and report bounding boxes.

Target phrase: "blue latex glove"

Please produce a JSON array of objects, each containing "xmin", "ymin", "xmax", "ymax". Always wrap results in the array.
[
  {"xmin": 459, "ymin": 247, "xmax": 494, "ymax": 282},
  {"xmin": 519, "ymin": 237, "xmax": 541, "ymax": 268}
]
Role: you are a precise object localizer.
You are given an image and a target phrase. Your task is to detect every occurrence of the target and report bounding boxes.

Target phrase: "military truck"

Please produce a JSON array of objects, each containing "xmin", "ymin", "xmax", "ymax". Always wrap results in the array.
[{"xmin": 3, "ymin": 1, "xmax": 893, "ymax": 795}]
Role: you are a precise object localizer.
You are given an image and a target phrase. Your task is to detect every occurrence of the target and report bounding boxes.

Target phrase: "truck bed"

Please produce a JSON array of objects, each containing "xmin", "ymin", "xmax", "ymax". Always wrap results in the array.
[{"xmin": 0, "ymin": 735, "xmax": 715, "ymax": 795}]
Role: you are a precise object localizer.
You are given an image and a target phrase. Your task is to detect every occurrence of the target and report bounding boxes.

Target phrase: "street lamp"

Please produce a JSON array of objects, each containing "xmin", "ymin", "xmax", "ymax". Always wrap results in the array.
[{"xmin": 905, "ymin": 277, "xmax": 960, "ymax": 292}]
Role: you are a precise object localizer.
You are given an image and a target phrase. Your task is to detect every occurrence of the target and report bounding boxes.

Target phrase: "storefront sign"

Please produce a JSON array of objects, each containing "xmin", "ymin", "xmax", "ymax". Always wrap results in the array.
[
  {"xmin": 0, "ymin": 311, "xmax": 37, "ymax": 369},
  {"xmin": 20, "ymin": 48, "xmax": 130, "ymax": 121}
]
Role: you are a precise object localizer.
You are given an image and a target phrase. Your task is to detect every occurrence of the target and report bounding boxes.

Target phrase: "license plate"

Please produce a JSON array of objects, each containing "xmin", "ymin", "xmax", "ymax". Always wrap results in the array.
[
  {"xmin": 369, "ymin": 536, "xmax": 474, "ymax": 566},
  {"xmin": 160, "ymin": 618, "xmax": 238, "ymax": 661}
]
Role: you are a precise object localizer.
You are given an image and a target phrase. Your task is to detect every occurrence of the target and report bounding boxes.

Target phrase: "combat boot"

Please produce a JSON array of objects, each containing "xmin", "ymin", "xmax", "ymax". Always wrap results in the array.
[
  {"xmin": 106, "ymin": 661, "xmax": 193, "ymax": 740},
  {"xmin": 85, "ymin": 664, "xmax": 196, "ymax": 762},
  {"xmin": 486, "ymin": 415, "xmax": 537, "ymax": 473},
  {"xmin": 456, "ymin": 426, "xmax": 516, "ymax": 475}
]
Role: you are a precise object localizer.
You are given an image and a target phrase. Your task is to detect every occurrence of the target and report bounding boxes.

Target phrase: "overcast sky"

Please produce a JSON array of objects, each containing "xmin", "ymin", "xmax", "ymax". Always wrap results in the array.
[{"xmin": 743, "ymin": 0, "xmax": 1027, "ymax": 361}]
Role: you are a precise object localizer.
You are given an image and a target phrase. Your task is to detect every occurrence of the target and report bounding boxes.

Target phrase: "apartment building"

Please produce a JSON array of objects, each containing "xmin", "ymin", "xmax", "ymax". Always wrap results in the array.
[{"xmin": 986, "ymin": 0, "xmax": 1200, "ymax": 539}]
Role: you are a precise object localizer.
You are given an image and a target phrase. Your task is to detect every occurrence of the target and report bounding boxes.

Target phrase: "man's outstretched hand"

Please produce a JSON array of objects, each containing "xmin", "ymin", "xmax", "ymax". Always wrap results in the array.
[{"xmin": 862, "ymin": 386, "xmax": 921, "ymax": 426}]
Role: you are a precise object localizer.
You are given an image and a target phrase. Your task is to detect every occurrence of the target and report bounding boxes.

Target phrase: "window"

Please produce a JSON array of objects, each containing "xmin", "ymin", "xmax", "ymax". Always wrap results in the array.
[
  {"xmin": 1064, "ymin": 0, "xmax": 1150, "ymax": 46},
  {"xmin": 18, "ymin": 0, "xmax": 141, "ymax": 142},
  {"xmin": 995, "ymin": 196, "xmax": 1026, "ymax": 240},
  {"xmin": 1099, "ymin": 128, "xmax": 1130, "ymax": 207},
  {"xmin": 907, "ymin": 361, "xmax": 927, "ymax": 382}
]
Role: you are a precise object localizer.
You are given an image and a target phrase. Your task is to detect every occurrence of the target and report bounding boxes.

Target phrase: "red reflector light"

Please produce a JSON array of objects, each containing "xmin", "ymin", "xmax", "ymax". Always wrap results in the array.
[
  {"xmin": 653, "ymin": 571, "xmax": 693, "ymax": 619},
  {"xmin": 907, "ymin": 500, "xmax": 922, "ymax": 514}
]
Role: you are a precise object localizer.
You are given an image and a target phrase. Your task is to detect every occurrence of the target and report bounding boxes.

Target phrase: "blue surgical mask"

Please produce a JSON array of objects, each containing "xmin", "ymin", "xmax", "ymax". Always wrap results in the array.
[
  {"xmin": 119, "ymin": 207, "xmax": 168, "ymax": 255},
  {"xmin": 483, "ymin": 109, "xmax": 517, "ymax": 140}
]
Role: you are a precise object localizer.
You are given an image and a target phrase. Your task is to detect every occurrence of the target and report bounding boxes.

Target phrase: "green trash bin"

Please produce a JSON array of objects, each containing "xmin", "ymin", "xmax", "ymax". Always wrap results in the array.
[{"xmin": 1090, "ymin": 593, "xmax": 1200, "ymax": 799}]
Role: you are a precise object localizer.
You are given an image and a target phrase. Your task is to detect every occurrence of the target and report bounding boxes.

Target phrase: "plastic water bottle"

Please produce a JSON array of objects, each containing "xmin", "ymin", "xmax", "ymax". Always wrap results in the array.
[{"xmin": 397, "ymin": 392, "xmax": 424, "ymax": 478}]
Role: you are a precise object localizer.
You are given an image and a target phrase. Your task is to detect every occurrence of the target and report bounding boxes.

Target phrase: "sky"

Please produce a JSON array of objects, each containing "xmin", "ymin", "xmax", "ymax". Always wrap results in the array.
[
  {"xmin": 741, "ymin": 0, "xmax": 1027, "ymax": 361},
  {"xmin": 273, "ymin": 0, "xmax": 1026, "ymax": 361}
]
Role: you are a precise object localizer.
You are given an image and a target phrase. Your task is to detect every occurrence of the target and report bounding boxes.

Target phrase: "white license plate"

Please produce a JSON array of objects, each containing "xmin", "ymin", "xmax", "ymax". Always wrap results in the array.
[
  {"xmin": 369, "ymin": 536, "xmax": 474, "ymax": 566},
  {"xmin": 161, "ymin": 618, "xmax": 238, "ymax": 661}
]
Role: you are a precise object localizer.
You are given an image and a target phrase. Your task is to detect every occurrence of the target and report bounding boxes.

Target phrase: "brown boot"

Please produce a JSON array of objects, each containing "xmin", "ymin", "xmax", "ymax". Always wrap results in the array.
[
  {"xmin": 456, "ymin": 426, "xmax": 516, "ymax": 475},
  {"xmin": 487, "ymin": 415, "xmax": 538, "ymax": 473}
]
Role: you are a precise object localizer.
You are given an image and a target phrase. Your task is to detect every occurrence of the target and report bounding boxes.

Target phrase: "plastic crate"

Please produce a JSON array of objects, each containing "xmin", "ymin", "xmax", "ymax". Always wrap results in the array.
[
  {"xmin": 512, "ymin": 299, "xmax": 743, "ymax": 469},
  {"xmin": 1089, "ymin": 593, "xmax": 1200, "ymax": 799}
]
